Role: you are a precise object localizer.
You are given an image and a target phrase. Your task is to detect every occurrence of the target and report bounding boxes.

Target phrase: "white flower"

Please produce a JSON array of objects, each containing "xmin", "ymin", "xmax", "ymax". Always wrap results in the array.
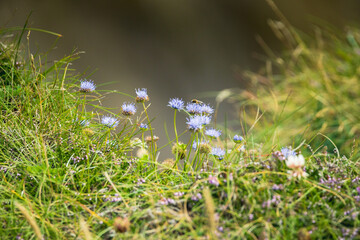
[
  {"xmin": 285, "ymin": 154, "xmax": 308, "ymax": 179},
  {"xmin": 286, "ymin": 154, "xmax": 305, "ymax": 169}
]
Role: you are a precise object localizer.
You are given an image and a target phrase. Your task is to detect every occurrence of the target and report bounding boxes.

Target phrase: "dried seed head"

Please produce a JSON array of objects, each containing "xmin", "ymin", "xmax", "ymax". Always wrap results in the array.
[
  {"xmin": 82, "ymin": 128, "xmax": 94, "ymax": 137},
  {"xmin": 162, "ymin": 158, "xmax": 175, "ymax": 169},
  {"xmin": 113, "ymin": 217, "xmax": 130, "ymax": 233},
  {"xmin": 145, "ymin": 135, "xmax": 159, "ymax": 143},
  {"xmin": 171, "ymin": 142, "xmax": 187, "ymax": 159}
]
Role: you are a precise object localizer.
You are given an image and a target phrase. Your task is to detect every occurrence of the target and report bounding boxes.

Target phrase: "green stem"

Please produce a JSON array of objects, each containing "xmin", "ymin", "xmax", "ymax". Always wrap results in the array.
[
  {"xmin": 190, "ymin": 133, "xmax": 200, "ymax": 170},
  {"xmin": 142, "ymin": 102, "xmax": 157, "ymax": 177},
  {"xmin": 174, "ymin": 110, "xmax": 178, "ymax": 144},
  {"xmin": 81, "ymin": 94, "xmax": 86, "ymax": 115},
  {"xmin": 184, "ymin": 132, "xmax": 196, "ymax": 172}
]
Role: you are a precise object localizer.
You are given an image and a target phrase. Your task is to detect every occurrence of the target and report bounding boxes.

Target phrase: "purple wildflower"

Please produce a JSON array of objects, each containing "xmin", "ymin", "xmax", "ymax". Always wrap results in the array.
[
  {"xmin": 211, "ymin": 147, "xmax": 225, "ymax": 160},
  {"xmin": 191, "ymin": 193, "xmax": 202, "ymax": 201},
  {"xmin": 200, "ymin": 104, "xmax": 214, "ymax": 115},
  {"xmin": 199, "ymin": 115, "xmax": 211, "ymax": 125},
  {"xmin": 186, "ymin": 115, "xmax": 205, "ymax": 132},
  {"xmin": 281, "ymin": 147, "xmax": 296, "ymax": 159},
  {"xmin": 159, "ymin": 197, "xmax": 176, "ymax": 205},
  {"xmin": 205, "ymin": 128, "xmax": 221, "ymax": 138},
  {"xmin": 135, "ymin": 88, "xmax": 149, "ymax": 102},
  {"xmin": 186, "ymin": 103, "xmax": 202, "ymax": 115},
  {"xmin": 101, "ymin": 116, "xmax": 119, "ymax": 128},
  {"xmin": 79, "ymin": 79, "xmax": 96, "ymax": 92},
  {"xmin": 233, "ymin": 135, "xmax": 243, "ymax": 143},
  {"xmin": 168, "ymin": 98, "xmax": 184, "ymax": 110},
  {"xmin": 208, "ymin": 175, "xmax": 220, "ymax": 187},
  {"xmin": 139, "ymin": 123, "xmax": 148, "ymax": 130},
  {"xmin": 174, "ymin": 192, "xmax": 184, "ymax": 197},
  {"xmin": 122, "ymin": 102, "xmax": 136, "ymax": 116}
]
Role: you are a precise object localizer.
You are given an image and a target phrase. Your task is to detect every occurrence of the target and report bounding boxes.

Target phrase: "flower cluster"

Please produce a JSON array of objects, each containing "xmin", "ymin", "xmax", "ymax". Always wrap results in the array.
[
  {"xmin": 185, "ymin": 102, "xmax": 214, "ymax": 115},
  {"xmin": 167, "ymin": 97, "xmax": 227, "ymax": 160},
  {"xmin": 78, "ymin": 82, "xmax": 149, "ymax": 130}
]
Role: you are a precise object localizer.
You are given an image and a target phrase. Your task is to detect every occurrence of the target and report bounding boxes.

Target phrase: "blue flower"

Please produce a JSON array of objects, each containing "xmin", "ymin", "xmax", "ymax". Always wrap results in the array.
[
  {"xmin": 101, "ymin": 116, "xmax": 119, "ymax": 128},
  {"xmin": 281, "ymin": 147, "xmax": 296, "ymax": 159},
  {"xmin": 79, "ymin": 80, "xmax": 96, "ymax": 92},
  {"xmin": 200, "ymin": 104, "xmax": 214, "ymax": 115},
  {"xmin": 122, "ymin": 103, "xmax": 137, "ymax": 116},
  {"xmin": 168, "ymin": 98, "xmax": 184, "ymax": 110},
  {"xmin": 186, "ymin": 116, "xmax": 204, "ymax": 132},
  {"xmin": 233, "ymin": 135, "xmax": 244, "ymax": 143},
  {"xmin": 211, "ymin": 147, "xmax": 225, "ymax": 160},
  {"xmin": 139, "ymin": 123, "xmax": 148, "ymax": 130},
  {"xmin": 186, "ymin": 103, "xmax": 202, "ymax": 115},
  {"xmin": 198, "ymin": 115, "xmax": 211, "ymax": 125},
  {"xmin": 186, "ymin": 115, "xmax": 211, "ymax": 132},
  {"xmin": 205, "ymin": 128, "xmax": 221, "ymax": 138},
  {"xmin": 135, "ymin": 88, "xmax": 149, "ymax": 102}
]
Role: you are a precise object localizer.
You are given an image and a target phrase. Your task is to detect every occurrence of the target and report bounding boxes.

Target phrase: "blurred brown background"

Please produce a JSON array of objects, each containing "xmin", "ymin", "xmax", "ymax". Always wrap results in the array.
[{"xmin": 1, "ymin": 0, "xmax": 360, "ymax": 148}]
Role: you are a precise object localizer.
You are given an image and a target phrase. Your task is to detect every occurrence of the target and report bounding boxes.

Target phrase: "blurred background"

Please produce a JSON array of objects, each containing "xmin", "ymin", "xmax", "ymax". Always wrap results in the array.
[{"xmin": 1, "ymin": 0, "xmax": 360, "ymax": 150}]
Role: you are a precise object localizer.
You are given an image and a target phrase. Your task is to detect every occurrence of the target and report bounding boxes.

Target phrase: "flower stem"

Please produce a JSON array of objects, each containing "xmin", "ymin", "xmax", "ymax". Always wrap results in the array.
[{"xmin": 174, "ymin": 110, "xmax": 178, "ymax": 144}]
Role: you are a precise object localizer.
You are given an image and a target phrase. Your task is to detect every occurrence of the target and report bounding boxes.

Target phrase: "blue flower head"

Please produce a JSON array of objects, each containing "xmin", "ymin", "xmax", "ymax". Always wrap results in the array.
[
  {"xmin": 139, "ymin": 123, "xmax": 148, "ymax": 130},
  {"xmin": 233, "ymin": 135, "xmax": 244, "ymax": 143},
  {"xmin": 135, "ymin": 88, "xmax": 149, "ymax": 102},
  {"xmin": 211, "ymin": 147, "xmax": 225, "ymax": 160},
  {"xmin": 80, "ymin": 80, "xmax": 96, "ymax": 93},
  {"xmin": 200, "ymin": 104, "xmax": 214, "ymax": 115},
  {"xmin": 168, "ymin": 98, "xmax": 184, "ymax": 110},
  {"xmin": 186, "ymin": 115, "xmax": 210, "ymax": 132},
  {"xmin": 199, "ymin": 115, "xmax": 211, "ymax": 125},
  {"xmin": 101, "ymin": 116, "xmax": 119, "ymax": 128},
  {"xmin": 186, "ymin": 103, "xmax": 202, "ymax": 115},
  {"xmin": 205, "ymin": 128, "xmax": 221, "ymax": 138},
  {"xmin": 281, "ymin": 147, "xmax": 296, "ymax": 159},
  {"xmin": 122, "ymin": 102, "xmax": 137, "ymax": 116},
  {"xmin": 186, "ymin": 116, "xmax": 203, "ymax": 132}
]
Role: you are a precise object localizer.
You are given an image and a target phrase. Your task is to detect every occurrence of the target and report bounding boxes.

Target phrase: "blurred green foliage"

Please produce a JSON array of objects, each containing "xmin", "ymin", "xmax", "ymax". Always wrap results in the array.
[{"xmin": 228, "ymin": 20, "xmax": 360, "ymax": 158}]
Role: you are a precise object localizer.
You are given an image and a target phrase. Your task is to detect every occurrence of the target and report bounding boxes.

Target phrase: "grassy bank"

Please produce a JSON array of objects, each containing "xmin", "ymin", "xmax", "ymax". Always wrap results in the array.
[{"xmin": 0, "ymin": 24, "xmax": 359, "ymax": 239}]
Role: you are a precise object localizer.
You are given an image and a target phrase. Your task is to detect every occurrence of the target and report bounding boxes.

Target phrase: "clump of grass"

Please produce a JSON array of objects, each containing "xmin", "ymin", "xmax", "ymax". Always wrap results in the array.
[
  {"xmin": 0, "ymin": 24, "xmax": 359, "ymax": 240},
  {"xmin": 223, "ymin": 4, "xmax": 360, "ymax": 158}
]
